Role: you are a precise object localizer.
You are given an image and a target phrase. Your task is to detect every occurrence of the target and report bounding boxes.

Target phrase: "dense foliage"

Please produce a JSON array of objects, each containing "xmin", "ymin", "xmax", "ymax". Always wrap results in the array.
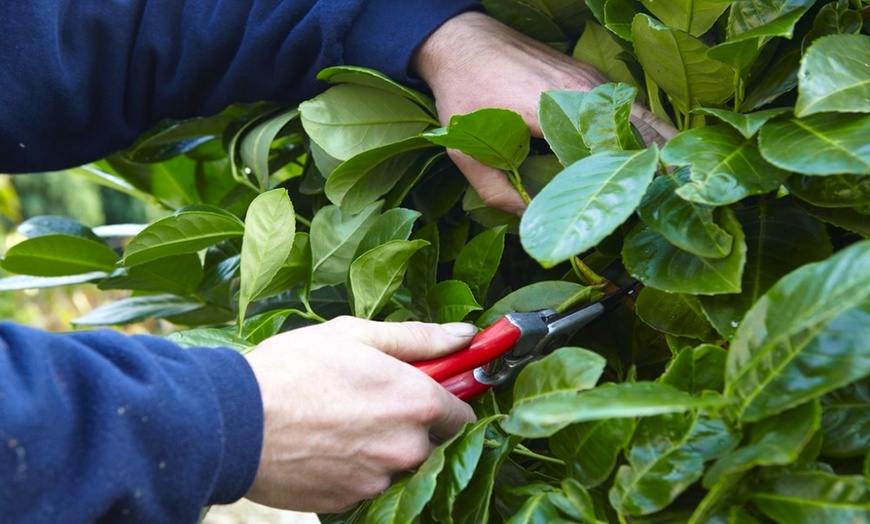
[{"xmin": 3, "ymin": 0, "xmax": 870, "ymax": 521}]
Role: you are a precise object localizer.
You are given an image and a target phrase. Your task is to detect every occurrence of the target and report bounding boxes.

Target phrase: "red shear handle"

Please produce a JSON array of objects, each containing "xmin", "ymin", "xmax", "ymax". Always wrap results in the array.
[
  {"xmin": 441, "ymin": 370, "xmax": 491, "ymax": 401},
  {"xmin": 413, "ymin": 317, "xmax": 522, "ymax": 383}
]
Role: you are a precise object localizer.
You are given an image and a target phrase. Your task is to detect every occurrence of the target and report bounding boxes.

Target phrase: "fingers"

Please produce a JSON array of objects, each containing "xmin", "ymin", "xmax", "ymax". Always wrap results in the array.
[
  {"xmin": 630, "ymin": 104, "xmax": 679, "ymax": 147},
  {"xmin": 427, "ymin": 385, "xmax": 477, "ymax": 441},
  {"xmin": 449, "ymin": 149, "xmax": 528, "ymax": 215},
  {"xmin": 325, "ymin": 316, "xmax": 478, "ymax": 362}
]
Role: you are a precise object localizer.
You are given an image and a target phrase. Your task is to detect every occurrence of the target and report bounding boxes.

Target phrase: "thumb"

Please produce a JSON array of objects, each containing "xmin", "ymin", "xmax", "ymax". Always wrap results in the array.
[
  {"xmin": 449, "ymin": 149, "xmax": 528, "ymax": 216},
  {"xmin": 330, "ymin": 316, "xmax": 478, "ymax": 362}
]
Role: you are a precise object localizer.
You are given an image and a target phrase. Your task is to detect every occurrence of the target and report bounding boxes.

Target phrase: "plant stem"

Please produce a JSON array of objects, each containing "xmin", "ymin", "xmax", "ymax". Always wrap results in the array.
[
  {"xmin": 509, "ymin": 168, "xmax": 532, "ymax": 205},
  {"xmin": 512, "ymin": 444, "xmax": 566, "ymax": 466},
  {"xmin": 296, "ymin": 215, "xmax": 312, "ymax": 228},
  {"xmin": 571, "ymin": 257, "xmax": 607, "ymax": 286}
]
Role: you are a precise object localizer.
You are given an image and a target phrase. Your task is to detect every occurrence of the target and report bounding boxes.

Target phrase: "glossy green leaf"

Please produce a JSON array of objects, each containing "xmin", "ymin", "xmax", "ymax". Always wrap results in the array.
[
  {"xmin": 797, "ymin": 201, "xmax": 870, "ymax": 238},
  {"xmin": 454, "ymin": 226, "xmax": 507, "ymax": 302},
  {"xmin": 325, "ymin": 138, "xmax": 435, "ymax": 214},
  {"xmin": 639, "ymin": 0, "xmax": 730, "ymax": 35},
  {"xmin": 725, "ymin": 240, "xmax": 870, "ymax": 422},
  {"xmin": 239, "ymin": 109, "xmax": 299, "ymax": 190},
  {"xmin": 422, "ymin": 109, "xmax": 530, "ymax": 172},
  {"xmin": 124, "ymin": 115, "xmax": 230, "ymax": 163},
  {"xmin": 551, "ymin": 417, "xmax": 636, "ymax": 488},
  {"xmin": 404, "ymin": 223, "xmax": 439, "ymax": 320},
  {"xmin": 238, "ymin": 189, "xmax": 295, "ymax": 322},
  {"xmin": 122, "ymin": 210, "xmax": 245, "ymax": 267},
  {"xmin": 310, "ymin": 202, "xmax": 381, "ymax": 287},
  {"xmin": 573, "ymin": 22, "xmax": 639, "ymax": 89},
  {"xmin": 240, "ymin": 309, "xmax": 292, "ymax": 345},
  {"xmin": 662, "ymin": 124, "xmax": 790, "ymax": 206},
  {"xmin": 660, "ymin": 344, "xmax": 728, "ymax": 394},
  {"xmin": 73, "ymin": 294, "xmax": 202, "ymax": 326},
  {"xmin": 820, "ymin": 380, "xmax": 870, "ymax": 458},
  {"xmin": 538, "ymin": 91, "xmax": 591, "ymax": 167},
  {"xmin": 637, "ymin": 171, "xmax": 733, "ymax": 258},
  {"xmin": 482, "ymin": 0, "xmax": 569, "ymax": 49},
  {"xmin": 251, "ymin": 233, "xmax": 312, "ymax": 303},
  {"xmin": 316, "ymin": 66, "xmax": 437, "ymax": 117},
  {"xmin": 604, "ymin": 0, "xmax": 639, "ymax": 42},
  {"xmin": 98, "ymin": 254, "xmax": 203, "ymax": 296},
  {"xmin": 704, "ymin": 400, "xmax": 820, "ymax": 487},
  {"xmin": 549, "ymin": 479, "xmax": 599, "ymax": 523},
  {"xmin": 759, "ymin": 113, "xmax": 870, "ymax": 175},
  {"xmin": 623, "ymin": 208, "xmax": 747, "ymax": 295},
  {"xmin": 453, "ymin": 429, "xmax": 521, "ymax": 524},
  {"xmin": 578, "ymin": 83, "xmax": 641, "ymax": 153},
  {"xmin": 610, "ymin": 407, "xmax": 740, "ymax": 516},
  {"xmin": 164, "ymin": 327, "xmax": 251, "ymax": 353},
  {"xmin": 521, "ymin": 147, "xmax": 659, "ymax": 268},
  {"xmin": 2, "ymin": 235, "xmax": 119, "ymax": 276},
  {"xmin": 17, "ymin": 215, "xmax": 101, "ymax": 241},
  {"xmin": 503, "ymin": 382, "xmax": 732, "ymax": 438},
  {"xmin": 0, "ymin": 272, "xmax": 108, "ymax": 291},
  {"xmin": 354, "ymin": 208, "xmax": 421, "ymax": 259},
  {"xmin": 750, "ymin": 470, "xmax": 870, "ymax": 523},
  {"xmin": 425, "ymin": 280, "xmax": 481, "ymax": 323},
  {"xmin": 796, "ymin": 34, "xmax": 870, "ymax": 117},
  {"xmin": 690, "ymin": 472, "xmax": 759, "ymax": 524},
  {"xmin": 632, "ymin": 14, "xmax": 734, "ymax": 115},
  {"xmin": 506, "ymin": 491, "xmax": 560, "ymax": 523},
  {"xmin": 788, "ymin": 173, "xmax": 870, "ymax": 208},
  {"xmin": 699, "ymin": 200, "xmax": 833, "ymax": 339},
  {"xmin": 513, "ymin": 347, "xmax": 607, "ymax": 403},
  {"xmin": 692, "ymin": 107, "xmax": 790, "ymax": 139},
  {"xmin": 299, "ymin": 84, "xmax": 436, "ymax": 161},
  {"xmin": 349, "ymin": 239, "xmax": 428, "ymax": 319},
  {"xmin": 477, "ymin": 281, "xmax": 597, "ymax": 327},
  {"xmin": 636, "ymin": 287, "xmax": 717, "ymax": 341}
]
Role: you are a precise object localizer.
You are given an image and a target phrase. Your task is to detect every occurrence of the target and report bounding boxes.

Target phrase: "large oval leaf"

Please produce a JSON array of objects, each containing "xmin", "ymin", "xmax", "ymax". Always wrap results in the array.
[
  {"xmin": 623, "ymin": 207, "xmax": 747, "ymax": 295},
  {"xmin": 513, "ymin": 347, "xmax": 607, "ymax": 404},
  {"xmin": 477, "ymin": 281, "xmax": 598, "ymax": 327},
  {"xmin": 2, "ymin": 234, "xmax": 119, "ymax": 276},
  {"xmin": 310, "ymin": 202, "xmax": 382, "ymax": 287},
  {"xmin": 820, "ymin": 380, "xmax": 870, "ymax": 458},
  {"xmin": 299, "ymin": 84, "xmax": 436, "ymax": 161},
  {"xmin": 759, "ymin": 113, "xmax": 870, "ymax": 175},
  {"xmin": 550, "ymin": 417, "xmax": 636, "ymax": 488},
  {"xmin": 725, "ymin": 240, "xmax": 870, "ymax": 422},
  {"xmin": 348, "ymin": 239, "xmax": 428, "ymax": 319},
  {"xmin": 538, "ymin": 90, "xmax": 591, "ymax": 167},
  {"xmin": 636, "ymin": 287, "xmax": 717, "ymax": 341},
  {"xmin": 425, "ymin": 280, "xmax": 481, "ymax": 323},
  {"xmin": 521, "ymin": 147, "xmax": 659, "ymax": 268},
  {"xmin": 750, "ymin": 470, "xmax": 870, "ymax": 523},
  {"xmin": 572, "ymin": 22, "xmax": 639, "ymax": 92},
  {"xmin": 73, "ymin": 294, "xmax": 202, "ymax": 326},
  {"xmin": 639, "ymin": 0, "xmax": 730, "ymax": 35},
  {"xmin": 796, "ymin": 34, "xmax": 870, "ymax": 117},
  {"xmin": 453, "ymin": 226, "xmax": 507, "ymax": 302},
  {"xmin": 788, "ymin": 173, "xmax": 870, "ymax": 208},
  {"xmin": 578, "ymin": 82, "xmax": 642, "ymax": 153},
  {"xmin": 98, "ymin": 254, "xmax": 204, "ymax": 296},
  {"xmin": 122, "ymin": 210, "xmax": 245, "ymax": 267},
  {"xmin": 422, "ymin": 108, "xmax": 530, "ymax": 172},
  {"xmin": 316, "ymin": 65, "xmax": 437, "ymax": 117},
  {"xmin": 17, "ymin": 215, "xmax": 101, "ymax": 241}
]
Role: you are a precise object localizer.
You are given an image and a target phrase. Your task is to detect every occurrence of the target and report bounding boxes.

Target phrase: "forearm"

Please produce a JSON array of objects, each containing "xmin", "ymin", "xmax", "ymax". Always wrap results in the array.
[{"xmin": 0, "ymin": 323, "xmax": 262, "ymax": 522}]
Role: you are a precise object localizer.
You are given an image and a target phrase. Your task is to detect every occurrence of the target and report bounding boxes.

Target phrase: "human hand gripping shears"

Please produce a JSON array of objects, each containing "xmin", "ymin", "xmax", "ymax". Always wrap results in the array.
[{"xmin": 413, "ymin": 283, "xmax": 637, "ymax": 400}]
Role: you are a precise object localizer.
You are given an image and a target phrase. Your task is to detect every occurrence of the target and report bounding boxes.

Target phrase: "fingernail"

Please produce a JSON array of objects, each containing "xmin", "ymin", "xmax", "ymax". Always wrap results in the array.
[{"xmin": 441, "ymin": 322, "xmax": 478, "ymax": 338}]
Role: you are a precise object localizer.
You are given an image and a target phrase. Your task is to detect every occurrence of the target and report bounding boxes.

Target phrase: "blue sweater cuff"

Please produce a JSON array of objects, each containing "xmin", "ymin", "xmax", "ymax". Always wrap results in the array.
[
  {"xmin": 343, "ymin": 0, "xmax": 483, "ymax": 89},
  {"xmin": 188, "ymin": 347, "xmax": 264, "ymax": 505}
]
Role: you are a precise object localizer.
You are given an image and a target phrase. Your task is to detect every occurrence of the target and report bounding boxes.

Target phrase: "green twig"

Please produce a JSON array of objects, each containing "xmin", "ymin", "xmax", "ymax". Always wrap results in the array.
[
  {"xmin": 571, "ymin": 257, "xmax": 607, "ymax": 287},
  {"xmin": 509, "ymin": 168, "xmax": 532, "ymax": 205},
  {"xmin": 512, "ymin": 444, "xmax": 566, "ymax": 466}
]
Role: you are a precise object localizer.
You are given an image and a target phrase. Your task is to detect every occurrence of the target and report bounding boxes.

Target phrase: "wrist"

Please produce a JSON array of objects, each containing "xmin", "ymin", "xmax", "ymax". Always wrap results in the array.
[{"xmin": 412, "ymin": 11, "xmax": 495, "ymax": 89}]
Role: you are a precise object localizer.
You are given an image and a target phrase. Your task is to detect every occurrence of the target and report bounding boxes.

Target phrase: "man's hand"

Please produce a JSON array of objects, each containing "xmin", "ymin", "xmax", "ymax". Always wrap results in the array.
[
  {"xmin": 243, "ymin": 316, "xmax": 477, "ymax": 513},
  {"xmin": 413, "ymin": 11, "xmax": 677, "ymax": 215}
]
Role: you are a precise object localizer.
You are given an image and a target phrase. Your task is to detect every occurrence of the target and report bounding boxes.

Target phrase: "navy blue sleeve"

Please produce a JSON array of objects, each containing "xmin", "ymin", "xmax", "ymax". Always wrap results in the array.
[
  {"xmin": 0, "ymin": 323, "xmax": 263, "ymax": 523},
  {"xmin": 0, "ymin": 0, "xmax": 481, "ymax": 173}
]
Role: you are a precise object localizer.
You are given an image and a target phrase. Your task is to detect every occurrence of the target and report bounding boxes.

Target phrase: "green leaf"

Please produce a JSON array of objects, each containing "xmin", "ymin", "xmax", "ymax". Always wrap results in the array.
[
  {"xmin": 750, "ymin": 470, "xmax": 870, "ymax": 522},
  {"xmin": 610, "ymin": 407, "xmax": 740, "ymax": 516},
  {"xmin": 238, "ymin": 189, "xmax": 295, "ymax": 322},
  {"xmin": 662, "ymin": 124, "xmax": 790, "ymax": 206},
  {"xmin": 660, "ymin": 344, "xmax": 728, "ymax": 394},
  {"xmin": 325, "ymin": 138, "xmax": 434, "ymax": 214},
  {"xmin": 316, "ymin": 65, "xmax": 437, "ymax": 117},
  {"xmin": 538, "ymin": 91, "xmax": 591, "ymax": 168},
  {"xmin": 699, "ymin": 200, "xmax": 833, "ymax": 340},
  {"xmin": 623, "ymin": 208, "xmax": 747, "ymax": 295},
  {"xmin": 354, "ymin": 208, "xmax": 421, "ymax": 260},
  {"xmin": 299, "ymin": 84, "xmax": 436, "ymax": 160},
  {"xmin": 17, "ymin": 215, "xmax": 101, "ymax": 241},
  {"xmin": 788, "ymin": 173, "xmax": 870, "ymax": 208},
  {"xmin": 725, "ymin": 240, "xmax": 870, "ymax": 422},
  {"xmin": 73, "ymin": 294, "xmax": 202, "ymax": 326},
  {"xmin": 454, "ymin": 226, "xmax": 507, "ymax": 302},
  {"xmin": 637, "ymin": 171, "xmax": 733, "ymax": 258},
  {"xmin": 477, "ymin": 281, "xmax": 597, "ymax": 327},
  {"xmin": 796, "ymin": 201, "xmax": 870, "ymax": 238},
  {"xmin": 240, "ymin": 309, "xmax": 292, "ymax": 345},
  {"xmin": 639, "ymin": 0, "xmax": 730, "ymax": 35},
  {"xmin": 425, "ymin": 280, "xmax": 481, "ymax": 324},
  {"xmin": 521, "ymin": 147, "xmax": 659, "ymax": 268},
  {"xmin": 551, "ymin": 418, "xmax": 636, "ymax": 488},
  {"xmin": 704, "ymin": 400, "xmax": 821, "ymax": 488},
  {"xmin": 506, "ymin": 492, "xmax": 560, "ymax": 523},
  {"xmin": 122, "ymin": 210, "xmax": 245, "ymax": 267},
  {"xmin": 632, "ymin": 14, "xmax": 734, "ymax": 115},
  {"xmin": 578, "ymin": 83, "xmax": 642, "ymax": 153},
  {"xmin": 0, "ymin": 272, "xmax": 107, "ymax": 291},
  {"xmin": 759, "ymin": 113, "xmax": 870, "ymax": 175},
  {"xmin": 692, "ymin": 107, "xmax": 790, "ymax": 139},
  {"xmin": 2, "ymin": 235, "xmax": 119, "ymax": 276},
  {"xmin": 404, "ymin": 223, "xmax": 439, "ymax": 320},
  {"xmin": 239, "ymin": 108, "xmax": 299, "ymax": 190},
  {"xmin": 821, "ymin": 379, "xmax": 870, "ymax": 458},
  {"xmin": 636, "ymin": 287, "xmax": 717, "ymax": 341},
  {"xmin": 124, "ymin": 115, "xmax": 230, "ymax": 163},
  {"xmin": 250, "ymin": 232, "xmax": 312, "ymax": 303},
  {"xmin": 573, "ymin": 22, "xmax": 639, "ymax": 91},
  {"xmin": 349, "ymin": 239, "xmax": 428, "ymax": 319},
  {"xmin": 422, "ymin": 108, "xmax": 530, "ymax": 172},
  {"xmin": 98, "ymin": 254, "xmax": 203, "ymax": 296},
  {"xmin": 503, "ymin": 382, "xmax": 732, "ymax": 438},
  {"xmin": 604, "ymin": 0, "xmax": 640, "ymax": 42},
  {"xmin": 164, "ymin": 328, "xmax": 251, "ymax": 352},
  {"xmin": 310, "ymin": 202, "xmax": 382, "ymax": 287},
  {"xmin": 513, "ymin": 347, "xmax": 607, "ymax": 403},
  {"xmin": 796, "ymin": 34, "xmax": 870, "ymax": 117}
]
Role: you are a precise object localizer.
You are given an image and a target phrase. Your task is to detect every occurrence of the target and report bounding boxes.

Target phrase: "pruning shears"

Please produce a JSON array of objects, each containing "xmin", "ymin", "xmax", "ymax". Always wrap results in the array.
[{"xmin": 414, "ymin": 283, "xmax": 637, "ymax": 400}]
